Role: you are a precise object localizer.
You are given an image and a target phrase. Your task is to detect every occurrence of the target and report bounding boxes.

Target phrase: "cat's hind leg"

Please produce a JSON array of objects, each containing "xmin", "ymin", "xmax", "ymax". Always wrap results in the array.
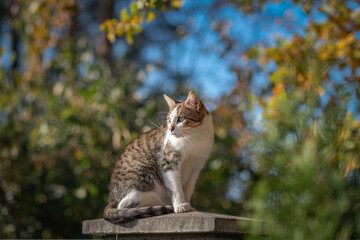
[
  {"xmin": 117, "ymin": 184, "xmax": 168, "ymax": 210},
  {"xmin": 104, "ymin": 183, "xmax": 172, "ymax": 223},
  {"xmin": 104, "ymin": 191, "xmax": 173, "ymax": 223},
  {"xmin": 117, "ymin": 190, "xmax": 141, "ymax": 209},
  {"xmin": 104, "ymin": 187, "xmax": 172, "ymax": 223}
]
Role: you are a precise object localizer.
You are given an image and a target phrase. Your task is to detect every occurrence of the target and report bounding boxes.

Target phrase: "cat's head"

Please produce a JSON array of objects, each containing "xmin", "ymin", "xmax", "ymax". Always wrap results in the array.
[{"xmin": 163, "ymin": 91, "xmax": 209, "ymax": 137}]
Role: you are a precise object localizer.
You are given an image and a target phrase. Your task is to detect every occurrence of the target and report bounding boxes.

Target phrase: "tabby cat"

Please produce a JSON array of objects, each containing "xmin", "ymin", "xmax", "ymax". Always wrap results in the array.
[{"xmin": 103, "ymin": 91, "xmax": 214, "ymax": 223}]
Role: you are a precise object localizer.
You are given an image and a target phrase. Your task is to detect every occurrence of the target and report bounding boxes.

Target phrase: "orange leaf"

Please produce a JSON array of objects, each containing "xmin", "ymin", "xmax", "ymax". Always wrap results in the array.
[
  {"xmin": 297, "ymin": 74, "xmax": 305, "ymax": 83},
  {"xmin": 272, "ymin": 83, "xmax": 284, "ymax": 97},
  {"xmin": 345, "ymin": 158, "xmax": 359, "ymax": 177}
]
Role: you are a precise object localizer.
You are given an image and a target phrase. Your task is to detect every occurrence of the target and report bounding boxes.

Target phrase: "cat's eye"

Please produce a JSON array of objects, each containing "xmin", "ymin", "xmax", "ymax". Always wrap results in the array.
[{"xmin": 178, "ymin": 117, "xmax": 185, "ymax": 122}]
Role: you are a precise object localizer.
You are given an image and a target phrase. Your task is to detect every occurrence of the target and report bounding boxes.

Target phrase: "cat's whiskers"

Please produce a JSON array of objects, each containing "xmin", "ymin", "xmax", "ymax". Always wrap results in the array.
[
  {"xmin": 184, "ymin": 130, "xmax": 207, "ymax": 142},
  {"xmin": 156, "ymin": 118, "xmax": 165, "ymax": 130},
  {"xmin": 148, "ymin": 119, "xmax": 163, "ymax": 129},
  {"xmin": 178, "ymin": 127, "xmax": 207, "ymax": 143},
  {"xmin": 182, "ymin": 134, "xmax": 197, "ymax": 151}
]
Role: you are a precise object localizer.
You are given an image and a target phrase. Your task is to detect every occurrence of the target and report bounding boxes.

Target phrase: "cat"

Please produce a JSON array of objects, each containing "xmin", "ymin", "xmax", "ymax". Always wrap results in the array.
[{"xmin": 103, "ymin": 91, "xmax": 214, "ymax": 223}]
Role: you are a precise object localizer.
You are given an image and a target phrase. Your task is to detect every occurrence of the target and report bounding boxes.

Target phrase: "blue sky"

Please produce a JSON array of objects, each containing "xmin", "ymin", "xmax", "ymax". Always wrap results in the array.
[
  {"xmin": 138, "ymin": 0, "xmax": 359, "ymax": 121},
  {"xmin": 139, "ymin": 0, "xmax": 309, "ymax": 102}
]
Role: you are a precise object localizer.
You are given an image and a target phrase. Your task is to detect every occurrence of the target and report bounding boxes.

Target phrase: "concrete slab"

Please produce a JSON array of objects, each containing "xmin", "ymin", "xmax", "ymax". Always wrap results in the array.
[{"xmin": 82, "ymin": 211, "xmax": 264, "ymax": 239}]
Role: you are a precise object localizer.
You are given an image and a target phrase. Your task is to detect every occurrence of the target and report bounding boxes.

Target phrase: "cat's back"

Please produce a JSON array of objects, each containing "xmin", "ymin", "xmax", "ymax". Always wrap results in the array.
[
  {"xmin": 111, "ymin": 125, "xmax": 166, "ymax": 185},
  {"xmin": 118, "ymin": 125, "xmax": 165, "ymax": 164},
  {"xmin": 108, "ymin": 126, "xmax": 166, "ymax": 203}
]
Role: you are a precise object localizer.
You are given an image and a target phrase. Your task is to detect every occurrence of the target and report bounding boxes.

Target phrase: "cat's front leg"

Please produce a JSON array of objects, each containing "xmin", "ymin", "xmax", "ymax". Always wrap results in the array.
[
  {"xmin": 162, "ymin": 170, "xmax": 191, "ymax": 213},
  {"xmin": 162, "ymin": 141, "xmax": 191, "ymax": 213},
  {"xmin": 184, "ymin": 170, "xmax": 200, "ymax": 203}
]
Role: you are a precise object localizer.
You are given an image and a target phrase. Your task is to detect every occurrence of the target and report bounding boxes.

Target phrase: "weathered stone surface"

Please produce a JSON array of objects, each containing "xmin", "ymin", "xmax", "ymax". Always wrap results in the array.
[{"xmin": 82, "ymin": 211, "xmax": 264, "ymax": 239}]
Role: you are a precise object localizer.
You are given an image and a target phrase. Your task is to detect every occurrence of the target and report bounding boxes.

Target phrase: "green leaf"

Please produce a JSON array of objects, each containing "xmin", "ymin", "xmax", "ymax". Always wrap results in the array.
[
  {"xmin": 130, "ymin": 2, "xmax": 138, "ymax": 15},
  {"xmin": 126, "ymin": 32, "xmax": 134, "ymax": 44},
  {"xmin": 154, "ymin": 0, "xmax": 163, "ymax": 10},
  {"xmin": 120, "ymin": 9, "xmax": 129, "ymax": 21}
]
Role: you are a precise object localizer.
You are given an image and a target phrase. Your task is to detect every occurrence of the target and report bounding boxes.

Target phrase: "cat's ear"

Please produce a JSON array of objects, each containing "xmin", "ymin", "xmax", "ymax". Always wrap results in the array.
[
  {"xmin": 185, "ymin": 91, "xmax": 203, "ymax": 112},
  {"xmin": 163, "ymin": 94, "xmax": 178, "ymax": 109}
]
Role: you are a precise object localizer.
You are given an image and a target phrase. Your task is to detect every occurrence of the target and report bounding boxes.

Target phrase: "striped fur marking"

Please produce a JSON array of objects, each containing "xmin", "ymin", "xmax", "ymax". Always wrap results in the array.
[{"xmin": 104, "ymin": 205, "xmax": 174, "ymax": 223}]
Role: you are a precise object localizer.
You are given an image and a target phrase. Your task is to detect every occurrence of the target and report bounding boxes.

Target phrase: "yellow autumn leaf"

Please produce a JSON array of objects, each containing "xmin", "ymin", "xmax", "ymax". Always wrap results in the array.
[
  {"xmin": 319, "ymin": 50, "xmax": 329, "ymax": 60},
  {"xmin": 146, "ymin": 11, "xmax": 156, "ymax": 23},
  {"xmin": 74, "ymin": 149, "xmax": 84, "ymax": 159},
  {"xmin": 336, "ymin": 38, "xmax": 347, "ymax": 50},
  {"xmin": 344, "ymin": 33, "xmax": 355, "ymax": 44},
  {"xmin": 130, "ymin": 19, "xmax": 139, "ymax": 26},
  {"xmin": 107, "ymin": 32, "xmax": 116, "ymax": 43},
  {"xmin": 171, "ymin": 0, "xmax": 184, "ymax": 9},
  {"xmin": 336, "ymin": 49, "xmax": 346, "ymax": 58}
]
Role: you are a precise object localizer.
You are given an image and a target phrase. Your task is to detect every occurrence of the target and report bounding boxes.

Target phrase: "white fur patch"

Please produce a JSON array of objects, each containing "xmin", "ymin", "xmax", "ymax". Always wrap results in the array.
[
  {"xmin": 117, "ymin": 182, "xmax": 169, "ymax": 209},
  {"xmin": 164, "ymin": 114, "xmax": 214, "ymax": 187},
  {"xmin": 169, "ymin": 106, "xmax": 178, "ymax": 123},
  {"xmin": 166, "ymin": 114, "xmax": 213, "ymax": 158}
]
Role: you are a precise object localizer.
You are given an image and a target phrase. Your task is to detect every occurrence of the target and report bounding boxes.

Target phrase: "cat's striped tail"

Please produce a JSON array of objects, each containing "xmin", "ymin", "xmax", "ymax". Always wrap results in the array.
[{"xmin": 103, "ymin": 205, "xmax": 174, "ymax": 223}]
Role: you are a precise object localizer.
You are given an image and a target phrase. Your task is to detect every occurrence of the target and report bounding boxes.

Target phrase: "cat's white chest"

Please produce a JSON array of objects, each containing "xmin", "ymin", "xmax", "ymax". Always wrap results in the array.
[
  {"xmin": 166, "ymin": 115, "xmax": 213, "ymax": 157},
  {"xmin": 164, "ymin": 115, "xmax": 214, "ymax": 184}
]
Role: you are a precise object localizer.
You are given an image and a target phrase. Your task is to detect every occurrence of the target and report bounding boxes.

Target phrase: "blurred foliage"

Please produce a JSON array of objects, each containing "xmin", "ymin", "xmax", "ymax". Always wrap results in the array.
[
  {"xmin": 243, "ymin": 57, "xmax": 360, "ymax": 239},
  {"xmin": 100, "ymin": 0, "xmax": 183, "ymax": 44},
  {"xmin": 0, "ymin": 0, "xmax": 168, "ymax": 238},
  {"xmin": 215, "ymin": 1, "xmax": 360, "ymax": 239},
  {"xmin": 1, "ymin": 0, "xmax": 360, "ymax": 239}
]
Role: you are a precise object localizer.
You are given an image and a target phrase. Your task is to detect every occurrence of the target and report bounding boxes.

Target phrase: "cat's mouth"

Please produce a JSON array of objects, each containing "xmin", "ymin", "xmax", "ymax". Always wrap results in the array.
[
  {"xmin": 169, "ymin": 131, "xmax": 184, "ymax": 138},
  {"xmin": 170, "ymin": 132, "xmax": 180, "ymax": 137}
]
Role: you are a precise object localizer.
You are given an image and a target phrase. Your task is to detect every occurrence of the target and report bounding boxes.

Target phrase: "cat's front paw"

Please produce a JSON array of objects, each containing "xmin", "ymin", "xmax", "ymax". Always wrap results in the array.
[{"xmin": 174, "ymin": 203, "xmax": 191, "ymax": 213}]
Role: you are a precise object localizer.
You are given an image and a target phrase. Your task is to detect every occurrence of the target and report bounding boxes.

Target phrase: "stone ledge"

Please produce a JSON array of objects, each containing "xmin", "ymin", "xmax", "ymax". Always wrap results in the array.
[{"xmin": 82, "ymin": 211, "xmax": 264, "ymax": 239}]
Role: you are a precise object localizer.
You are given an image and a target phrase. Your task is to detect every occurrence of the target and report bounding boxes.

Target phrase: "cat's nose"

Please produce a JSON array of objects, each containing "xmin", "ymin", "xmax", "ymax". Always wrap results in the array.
[{"xmin": 169, "ymin": 123, "xmax": 175, "ymax": 132}]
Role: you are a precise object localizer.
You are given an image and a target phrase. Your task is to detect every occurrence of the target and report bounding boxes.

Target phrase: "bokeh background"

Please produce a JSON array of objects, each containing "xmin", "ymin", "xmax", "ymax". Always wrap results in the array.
[{"xmin": 1, "ymin": 0, "xmax": 360, "ymax": 239}]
